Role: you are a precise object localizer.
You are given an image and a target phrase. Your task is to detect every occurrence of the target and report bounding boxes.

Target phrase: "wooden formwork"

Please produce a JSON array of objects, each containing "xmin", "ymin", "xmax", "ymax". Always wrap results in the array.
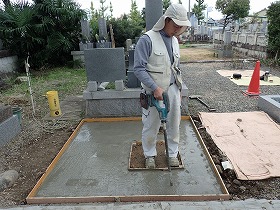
[{"xmin": 26, "ymin": 116, "xmax": 230, "ymax": 204}]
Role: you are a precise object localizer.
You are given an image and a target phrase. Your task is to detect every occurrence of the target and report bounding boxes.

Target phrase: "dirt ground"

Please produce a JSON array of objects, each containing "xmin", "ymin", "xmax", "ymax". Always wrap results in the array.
[
  {"xmin": 180, "ymin": 44, "xmax": 218, "ymax": 61},
  {"xmin": 0, "ymin": 44, "xmax": 279, "ymax": 207},
  {"xmin": 129, "ymin": 140, "xmax": 183, "ymax": 169}
]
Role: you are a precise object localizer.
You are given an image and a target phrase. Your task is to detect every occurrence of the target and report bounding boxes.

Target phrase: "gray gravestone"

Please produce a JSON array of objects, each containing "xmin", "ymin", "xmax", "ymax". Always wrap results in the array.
[
  {"xmin": 225, "ymin": 24, "xmax": 231, "ymax": 31},
  {"xmin": 84, "ymin": 48, "xmax": 126, "ymax": 83},
  {"xmin": 248, "ymin": 24, "xmax": 253, "ymax": 32},
  {"xmin": 224, "ymin": 31, "xmax": 232, "ymax": 45},
  {"xmin": 221, "ymin": 31, "xmax": 232, "ymax": 58},
  {"xmin": 145, "ymin": 0, "xmax": 163, "ymax": 31},
  {"xmin": 127, "ymin": 50, "xmax": 140, "ymax": 88},
  {"xmin": 261, "ymin": 21, "xmax": 268, "ymax": 33},
  {"xmin": 252, "ymin": 23, "xmax": 258, "ymax": 32},
  {"xmin": 126, "ymin": 39, "xmax": 133, "ymax": 51},
  {"xmin": 81, "ymin": 20, "xmax": 90, "ymax": 41},
  {"xmin": 96, "ymin": 42, "xmax": 112, "ymax": 48},
  {"xmin": 201, "ymin": 26, "xmax": 205, "ymax": 35},
  {"xmin": 196, "ymin": 25, "xmax": 200, "ymax": 34},
  {"xmin": 98, "ymin": 18, "xmax": 108, "ymax": 41},
  {"xmin": 208, "ymin": 28, "xmax": 213, "ymax": 38},
  {"xmin": 190, "ymin": 14, "xmax": 198, "ymax": 28},
  {"xmin": 235, "ymin": 24, "xmax": 240, "ymax": 32}
]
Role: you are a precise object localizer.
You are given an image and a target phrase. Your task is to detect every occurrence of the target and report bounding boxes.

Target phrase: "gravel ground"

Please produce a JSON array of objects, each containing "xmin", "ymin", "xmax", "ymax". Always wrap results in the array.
[{"xmin": 182, "ymin": 61, "xmax": 280, "ymax": 115}]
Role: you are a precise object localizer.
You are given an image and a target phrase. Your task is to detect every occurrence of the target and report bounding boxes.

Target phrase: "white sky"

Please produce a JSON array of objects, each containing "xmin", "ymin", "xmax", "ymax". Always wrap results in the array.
[
  {"xmin": 75, "ymin": 0, "xmax": 277, "ymax": 20},
  {"xmin": 1, "ymin": 0, "xmax": 276, "ymax": 20}
]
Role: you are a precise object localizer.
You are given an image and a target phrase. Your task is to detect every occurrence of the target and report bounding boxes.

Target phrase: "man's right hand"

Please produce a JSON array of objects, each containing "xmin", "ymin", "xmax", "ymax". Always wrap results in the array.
[{"xmin": 153, "ymin": 87, "xmax": 164, "ymax": 100}]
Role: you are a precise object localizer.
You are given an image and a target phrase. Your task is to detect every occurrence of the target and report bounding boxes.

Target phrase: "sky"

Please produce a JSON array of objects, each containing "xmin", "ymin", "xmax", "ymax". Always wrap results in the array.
[{"xmin": 75, "ymin": 0, "xmax": 277, "ymax": 20}]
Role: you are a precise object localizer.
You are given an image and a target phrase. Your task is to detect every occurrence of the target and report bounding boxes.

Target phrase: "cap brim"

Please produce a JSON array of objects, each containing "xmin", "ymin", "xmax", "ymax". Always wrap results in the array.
[{"xmin": 172, "ymin": 18, "xmax": 191, "ymax": 27}]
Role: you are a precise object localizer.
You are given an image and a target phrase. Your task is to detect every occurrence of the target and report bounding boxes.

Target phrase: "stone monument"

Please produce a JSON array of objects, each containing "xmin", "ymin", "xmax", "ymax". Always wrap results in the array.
[
  {"xmin": 96, "ymin": 18, "xmax": 112, "ymax": 48},
  {"xmin": 145, "ymin": 0, "xmax": 163, "ymax": 31},
  {"xmin": 84, "ymin": 48, "xmax": 126, "ymax": 83}
]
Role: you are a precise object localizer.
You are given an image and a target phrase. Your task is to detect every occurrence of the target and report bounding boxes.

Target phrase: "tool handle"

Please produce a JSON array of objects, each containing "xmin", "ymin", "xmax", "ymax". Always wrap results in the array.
[
  {"xmin": 151, "ymin": 92, "xmax": 169, "ymax": 122},
  {"xmin": 162, "ymin": 92, "xmax": 170, "ymax": 113},
  {"xmin": 163, "ymin": 123, "xmax": 173, "ymax": 186}
]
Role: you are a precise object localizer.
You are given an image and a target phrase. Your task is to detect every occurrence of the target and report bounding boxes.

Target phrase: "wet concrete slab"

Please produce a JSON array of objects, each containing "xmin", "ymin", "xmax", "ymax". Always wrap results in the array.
[{"xmin": 27, "ymin": 117, "xmax": 229, "ymax": 204}]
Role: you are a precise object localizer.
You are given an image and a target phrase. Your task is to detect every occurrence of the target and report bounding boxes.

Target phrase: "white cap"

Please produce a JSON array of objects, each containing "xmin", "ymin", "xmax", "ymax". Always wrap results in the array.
[{"xmin": 152, "ymin": 4, "xmax": 191, "ymax": 35}]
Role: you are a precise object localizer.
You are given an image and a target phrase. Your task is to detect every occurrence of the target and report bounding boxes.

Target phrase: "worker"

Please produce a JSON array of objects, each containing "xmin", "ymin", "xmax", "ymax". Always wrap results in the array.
[{"xmin": 134, "ymin": 4, "xmax": 191, "ymax": 169}]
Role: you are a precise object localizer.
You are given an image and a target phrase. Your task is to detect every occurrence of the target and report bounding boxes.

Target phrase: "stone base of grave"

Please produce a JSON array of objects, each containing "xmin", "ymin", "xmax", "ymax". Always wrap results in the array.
[{"xmin": 83, "ymin": 82, "xmax": 188, "ymax": 118}]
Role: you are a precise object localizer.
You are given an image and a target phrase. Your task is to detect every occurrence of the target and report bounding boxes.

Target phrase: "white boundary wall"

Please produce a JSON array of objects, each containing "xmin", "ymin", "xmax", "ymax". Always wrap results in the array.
[{"xmin": 213, "ymin": 31, "xmax": 267, "ymax": 59}]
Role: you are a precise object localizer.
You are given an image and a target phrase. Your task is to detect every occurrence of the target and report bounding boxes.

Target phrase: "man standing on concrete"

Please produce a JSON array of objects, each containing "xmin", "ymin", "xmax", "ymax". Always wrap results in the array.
[{"xmin": 134, "ymin": 4, "xmax": 191, "ymax": 169}]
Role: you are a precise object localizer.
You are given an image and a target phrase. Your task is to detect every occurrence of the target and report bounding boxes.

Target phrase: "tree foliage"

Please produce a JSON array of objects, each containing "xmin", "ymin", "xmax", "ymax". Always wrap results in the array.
[
  {"xmin": 192, "ymin": 0, "xmax": 207, "ymax": 24},
  {"xmin": 0, "ymin": 0, "xmax": 86, "ymax": 70},
  {"xmin": 163, "ymin": 0, "xmax": 171, "ymax": 13},
  {"xmin": 88, "ymin": 0, "xmax": 144, "ymax": 47},
  {"xmin": 215, "ymin": 0, "xmax": 250, "ymax": 33},
  {"xmin": 2, "ymin": 0, "xmax": 11, "ymax": 7},
  {"xmin": 99, "ymin": 0, "xmax": 108, "ymax": 18},
  {"xmin": 0, "ymin": 0, "xmax": 145, "ymax": 70},
  {"xmin": 109, "ymin": 2, "xmax": 113, "ymax": 18},
  {"xmin": 108, "ymin": 1, "xmax": 144, "ymax": 47},
  {"xmin": 130, "ymin": 0, "xmax": 141, "ymax": 23},
  {"xmin": 267, "ymin": 1, "xmax": 280, "ymax": 60},
  {"xmin": 89, "ymin": 1, "xmax": 100, "ymax": 42}
]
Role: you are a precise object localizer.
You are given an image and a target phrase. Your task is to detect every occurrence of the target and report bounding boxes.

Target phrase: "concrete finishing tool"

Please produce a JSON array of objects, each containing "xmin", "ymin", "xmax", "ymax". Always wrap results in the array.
[
  {"xmin": 149, "ymin": 92, "xmax": 173, "ymax": 186},
  {"xmin": 189, "ymin": 95, "xmax": 216, "ymax": 112}
]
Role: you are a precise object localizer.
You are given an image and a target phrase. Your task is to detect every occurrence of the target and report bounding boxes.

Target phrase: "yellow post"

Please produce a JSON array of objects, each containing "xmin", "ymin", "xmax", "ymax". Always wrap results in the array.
[{"xmin": 46, "ymin": 90, "xmax": 62, "ymax": 117}]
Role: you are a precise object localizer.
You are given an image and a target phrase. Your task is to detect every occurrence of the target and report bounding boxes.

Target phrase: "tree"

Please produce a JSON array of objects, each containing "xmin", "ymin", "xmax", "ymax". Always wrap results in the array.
[
  {"xmin": 109, "ymin": 1, "xmax": 113, "ymax": 18},
  {"xmin": 108, "ymin": 1, "xmax": 144, "ymax": 47},
  {"xmin": 0, "ymin": 0, "xmax": 86, "ymax": 69},
  {"xmin": 267, "ymin": 1, "xmax": 280, "ymax": 62},
  {"xmin": 129, "ymin": 0, "xmax": 143, "ymax": 24},
  {"xmin": 0, "ymin": 1, "xmax": 45, "ymax": 68},
  {"xmin": 163, "ymin": 0, "xmax": 171, "ymax": 13},
  {"xmin": 216, "ymin": 0, "xmax": 250, "ymax": 33},
  {"xmin": 108, "ymin": 2, "xmax": 143, "ymax": 47},
  {"xmin": 99, "ymin": 0, "xmax": 108, "ymax": 18},
  {"xmin": 33, "ymin": 0, "xmax": 86, "ymax": 67},
  {"xmin": 88, "ymin": 0, "xmax": 144, "ymax": 47},
  {"xmin": 129, "ymin": 0, "xmax": 144, "ymax": 36},
  {"xmin": 89, "ymin": 1, "xmax": 100, "ymax": 42},
  {"xmin": 2, "ymin": 0, "xmax": 10, "ymax": 7},
  {"xmin": 109, "ymin": 15, "xmax": 131, "ymax": 47},
  {"xmin": 192, "ymin": 0, "xmax": 207, "ymax": 25}
]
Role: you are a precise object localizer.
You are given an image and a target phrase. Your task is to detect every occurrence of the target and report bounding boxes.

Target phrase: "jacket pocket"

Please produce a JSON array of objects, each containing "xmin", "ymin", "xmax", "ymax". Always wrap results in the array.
[{"xmin": 151, "ymin": 50, "xmax": 165, "ymax": 66}]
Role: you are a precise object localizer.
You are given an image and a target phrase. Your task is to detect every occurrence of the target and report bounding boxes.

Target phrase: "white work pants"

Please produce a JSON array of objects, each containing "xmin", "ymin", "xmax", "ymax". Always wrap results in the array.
[{"xmin": 142, "ymin": 84, "xmax": 181, "ymax": 158}]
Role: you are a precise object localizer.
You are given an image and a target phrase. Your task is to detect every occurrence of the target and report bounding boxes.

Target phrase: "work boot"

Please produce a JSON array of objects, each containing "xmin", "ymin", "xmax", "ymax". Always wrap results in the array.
[
  {"xmin": 145, "ymin": 156, "xmax": 155, "ymax": 169},
  {"xmin": 169, "ymin": 157, "xmax": 179, "ymax": 167}
]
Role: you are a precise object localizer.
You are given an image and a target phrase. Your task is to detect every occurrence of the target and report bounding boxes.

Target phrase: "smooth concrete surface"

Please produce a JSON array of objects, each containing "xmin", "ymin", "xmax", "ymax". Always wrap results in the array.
[
  {"xmin": 0, "ymin": 115, "xmax": 21, "ymax": 147},
  {"xmin": 258, "ymin": 95, "xmax": 280, "ymax": 123},
  {"xmin": 0, "ymin": 104, "xmax": 12, "ymax": 123},
  {"xmin": 28, "ymin": 119, "xmax": 226, "ymax": 202},
  {"xmin": 5, "ymin": 199, "xmax": 280, "ymax": 209}
]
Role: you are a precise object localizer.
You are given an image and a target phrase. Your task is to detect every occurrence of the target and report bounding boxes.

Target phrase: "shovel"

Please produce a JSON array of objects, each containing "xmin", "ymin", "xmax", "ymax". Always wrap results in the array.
[{"xmin": 189, "ymin": 95, "xmax": 216, "ymax": 112}]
